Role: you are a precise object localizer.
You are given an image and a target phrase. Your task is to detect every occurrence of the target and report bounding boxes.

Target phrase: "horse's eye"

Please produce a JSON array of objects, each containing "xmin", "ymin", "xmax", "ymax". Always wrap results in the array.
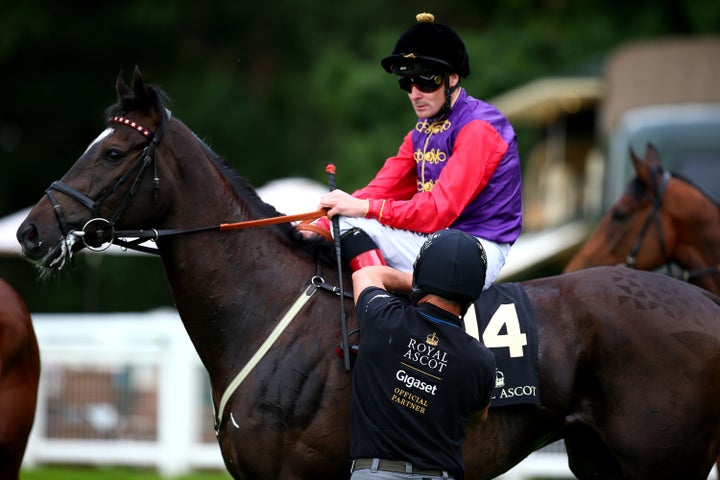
[{"xmin": 103, "ymin": 148, "xmax": 125, "ymax": 162}]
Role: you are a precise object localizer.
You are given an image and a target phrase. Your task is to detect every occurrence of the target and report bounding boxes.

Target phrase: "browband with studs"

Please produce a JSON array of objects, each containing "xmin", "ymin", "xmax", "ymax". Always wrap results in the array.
[{"xmin": 108, "ymin": 115, "xmax": 154, "ymax": 138}]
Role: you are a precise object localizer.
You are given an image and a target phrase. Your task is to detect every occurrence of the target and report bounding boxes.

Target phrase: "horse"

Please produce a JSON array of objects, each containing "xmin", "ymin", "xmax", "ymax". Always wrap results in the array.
[
  {"xmin": 565, "ymin": 143, "xmax": 720, "ymax": 295},
  {"xmin": 565, "ymin": 144, "xmax": 720, "ymax": 476},
  {"xmin": 16, "ymin": 67, "xmax": 720, "ymax": 479},
  {"xmin": 0, "ymin": 277, "xmax": 41, "ymax": 480}
]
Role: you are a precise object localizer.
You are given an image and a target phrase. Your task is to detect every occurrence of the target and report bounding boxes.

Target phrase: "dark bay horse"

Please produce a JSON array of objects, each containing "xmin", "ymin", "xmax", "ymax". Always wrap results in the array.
[
  {"xmin": 16, "ymin": 68, "xmax": 720, "ymax": 479},
  {"xmin": 0, "ymin": 277, "xmax": 40, "ymax": 480},
  {"xmin": 565, "ymin": 144, "xmax": 720, "ymax": 294}
]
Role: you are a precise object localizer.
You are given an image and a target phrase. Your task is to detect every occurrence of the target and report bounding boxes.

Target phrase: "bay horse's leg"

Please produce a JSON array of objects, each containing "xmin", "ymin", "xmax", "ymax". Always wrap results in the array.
[
  {"xmin": 564, "ymin": 401, "xmax": 717, "ymax": 480},
  {"xmin": 0, "ymin": 280, "xmax": 40, "ymax": 480},
  {"xmin": 564, "ymin": 424, "xmax": 623, "ymax": 479},
  {"xmin": 564, "ymin": 366, "xmax": 720, "ymax": 479}
]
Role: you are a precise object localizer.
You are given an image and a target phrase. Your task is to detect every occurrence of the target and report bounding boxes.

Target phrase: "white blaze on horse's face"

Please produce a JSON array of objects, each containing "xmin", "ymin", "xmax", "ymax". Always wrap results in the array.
[{"xmin": 83, "ymin": 128, "xmax": 114, "ymax": 155}]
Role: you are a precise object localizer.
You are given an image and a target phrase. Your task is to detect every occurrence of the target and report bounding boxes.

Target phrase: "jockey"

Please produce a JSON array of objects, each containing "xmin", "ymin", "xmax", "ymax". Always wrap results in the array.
[{"xmin": 300, "ymin": 12, "xmax": 522, "ymax": 290}]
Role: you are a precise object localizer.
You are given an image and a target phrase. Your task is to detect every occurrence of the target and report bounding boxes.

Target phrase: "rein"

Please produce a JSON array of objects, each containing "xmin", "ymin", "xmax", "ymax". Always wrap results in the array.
[{"xmin": 108, "ymin": 208, "xmax": 329, "ymax": 254}]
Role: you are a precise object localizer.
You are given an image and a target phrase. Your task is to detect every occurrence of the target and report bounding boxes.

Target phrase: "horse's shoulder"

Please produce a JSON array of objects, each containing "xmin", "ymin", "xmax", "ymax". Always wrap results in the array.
[{"xmin": 0, "ymin": 280, "xmax": 30, "ymax": 323}]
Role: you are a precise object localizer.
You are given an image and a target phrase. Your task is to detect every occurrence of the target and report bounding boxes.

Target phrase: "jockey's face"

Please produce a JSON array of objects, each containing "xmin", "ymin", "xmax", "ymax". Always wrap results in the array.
[{"xmin": 405, "ymin": 73, "xmax": 459, "ymax": 119}]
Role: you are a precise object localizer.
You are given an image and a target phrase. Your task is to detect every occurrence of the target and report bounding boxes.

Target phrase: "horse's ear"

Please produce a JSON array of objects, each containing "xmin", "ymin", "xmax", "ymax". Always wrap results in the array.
[
  {"xmin": 116, "ymin": 70, "xmax": 131, "ymax": 100},
  {"xmin": 629, "ymin": 146, "xmax": 653, "ymax": 186},
  {"xmin": 131, "ymin": 66, "xmax": 154, "ymax": 113},
  {"xmin": 132, "ymin": 66, "xmax": 144, "ymax": 89},
  {"xmin": 644, "ymin": 143, "xmax": 662, "ymax": 169}
]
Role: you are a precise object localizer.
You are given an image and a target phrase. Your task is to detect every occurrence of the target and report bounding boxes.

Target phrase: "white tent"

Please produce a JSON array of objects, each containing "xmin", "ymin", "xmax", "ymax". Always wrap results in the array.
[
  {"xmin": 255, "ymin": 177, "xmax": 327, "ymax": 216},
  {"xmin": 0, "ymin": 207, "xmax": 30, "ymax": 256}
]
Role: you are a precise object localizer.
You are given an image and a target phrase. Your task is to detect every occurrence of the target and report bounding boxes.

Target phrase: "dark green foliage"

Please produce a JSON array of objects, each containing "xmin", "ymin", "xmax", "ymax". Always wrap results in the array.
[{"xmin": 1, "ymin": 0, "xmax": 717, "ymax": 311}]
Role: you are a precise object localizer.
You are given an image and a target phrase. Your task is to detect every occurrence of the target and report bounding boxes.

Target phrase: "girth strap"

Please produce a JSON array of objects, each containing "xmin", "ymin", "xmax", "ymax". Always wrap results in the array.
[{"xmin": 214, "ymin": 284, "xmax": 318, "ymax": 432}]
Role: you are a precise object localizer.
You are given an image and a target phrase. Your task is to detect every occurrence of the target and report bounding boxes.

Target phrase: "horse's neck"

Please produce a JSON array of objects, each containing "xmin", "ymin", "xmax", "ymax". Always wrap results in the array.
[
  {"xmin": 159, "ymin": 228, "xmax": 313, "ymax": 370},
  {"xmin": 672, "ymin": 193, "xmax": 720, "ymax": 294},
  {"xmin": 155, "ymin": 140, "xmax": 317, "ymax": 386}
]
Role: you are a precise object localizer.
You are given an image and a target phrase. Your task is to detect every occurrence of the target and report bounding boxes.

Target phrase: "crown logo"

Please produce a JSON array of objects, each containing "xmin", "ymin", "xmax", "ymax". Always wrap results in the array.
[
  {"xmin": 426, "ymin": 332, "xmax": 439, "ymax": 347},
  {"xmin": 495, "ymin": 369, "xmax": 505, "ymax": 388}
]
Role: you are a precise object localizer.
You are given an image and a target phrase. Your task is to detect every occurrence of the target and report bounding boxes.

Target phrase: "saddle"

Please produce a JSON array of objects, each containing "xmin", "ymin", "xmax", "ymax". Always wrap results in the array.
[{"xmin": 466, "ymin": 283, "xmax": 539, "ymax": 407}]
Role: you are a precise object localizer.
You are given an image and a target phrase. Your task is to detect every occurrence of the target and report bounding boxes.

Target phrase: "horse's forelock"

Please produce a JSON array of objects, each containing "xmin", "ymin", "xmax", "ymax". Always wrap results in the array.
[
  {"xmin": 628, "ymin": 176, "xmax": 647, "ymax": 201},
  {"xmin": 106, "ymin": 82, "xmax": 169, "ymax": 120}
]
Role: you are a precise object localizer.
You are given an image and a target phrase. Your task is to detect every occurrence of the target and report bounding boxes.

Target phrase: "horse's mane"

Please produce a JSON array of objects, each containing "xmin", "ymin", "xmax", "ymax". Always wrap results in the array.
[
  {"xmin": 670, "ymin": 171, "xmax": 720, "ymax": 207},
  {"xmin": 194, "ymin": 138, "xmax": 336, "ymax": 263},
  {"xmin": 628, "ymin": 168, "xmax": 720, "ymax": 208}
]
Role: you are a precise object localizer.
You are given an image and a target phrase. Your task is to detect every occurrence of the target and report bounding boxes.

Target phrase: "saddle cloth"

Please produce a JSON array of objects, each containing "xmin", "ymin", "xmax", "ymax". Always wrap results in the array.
[{"xmin": 465, "ymin": 282, "xmax": 539, "ymax": 407}]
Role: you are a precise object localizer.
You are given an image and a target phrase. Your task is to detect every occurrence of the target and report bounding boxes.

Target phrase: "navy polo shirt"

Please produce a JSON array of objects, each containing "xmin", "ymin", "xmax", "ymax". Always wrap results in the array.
[{"xmin": 349, "ymin": 287, "xmax": 496, "ymax": 479}]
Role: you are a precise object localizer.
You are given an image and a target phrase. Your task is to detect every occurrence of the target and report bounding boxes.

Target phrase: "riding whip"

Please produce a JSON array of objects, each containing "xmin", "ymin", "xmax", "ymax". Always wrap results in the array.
[{"xmin": 326, "ymin": 163, "xmax": 351, "ymax": 372}]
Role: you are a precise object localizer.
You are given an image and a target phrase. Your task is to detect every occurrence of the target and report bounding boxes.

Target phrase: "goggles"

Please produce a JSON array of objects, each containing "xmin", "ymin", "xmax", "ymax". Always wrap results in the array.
[{"xmin": 398, "ymin": 74, "xmax": 444, "ymax": 93}]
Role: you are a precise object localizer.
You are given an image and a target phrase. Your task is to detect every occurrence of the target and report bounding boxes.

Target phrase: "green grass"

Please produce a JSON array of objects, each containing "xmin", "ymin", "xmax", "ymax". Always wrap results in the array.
[{"xmin": 20, "ymin": 466, "xmax": 232, "ymax": 480}]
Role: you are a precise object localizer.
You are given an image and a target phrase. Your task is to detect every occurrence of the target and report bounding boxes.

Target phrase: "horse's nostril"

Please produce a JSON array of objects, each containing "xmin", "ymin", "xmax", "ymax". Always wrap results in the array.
[{"xmin": 16, "ymin": 223, "xmax": 39, "ymax": 250}]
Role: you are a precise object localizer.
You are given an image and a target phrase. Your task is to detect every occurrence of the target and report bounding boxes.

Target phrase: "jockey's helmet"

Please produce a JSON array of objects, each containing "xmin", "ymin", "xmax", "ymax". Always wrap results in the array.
[{"xmin": 381, "ymin": 12, "xmax": 470, "ymax": 78}]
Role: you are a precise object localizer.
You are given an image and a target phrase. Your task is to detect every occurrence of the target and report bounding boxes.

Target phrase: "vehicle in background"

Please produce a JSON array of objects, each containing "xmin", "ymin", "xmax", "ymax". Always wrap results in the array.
[
  {"xmin": 601, "ymin": 37, "xmax": 720, "ymax": 208},
  {"xmin": 493, "ymin": 76, "xmax": 603, "ymax": 280},
  {"xmin": 497, "ymin": 36, "xmax": 720, "ymax": 281}
]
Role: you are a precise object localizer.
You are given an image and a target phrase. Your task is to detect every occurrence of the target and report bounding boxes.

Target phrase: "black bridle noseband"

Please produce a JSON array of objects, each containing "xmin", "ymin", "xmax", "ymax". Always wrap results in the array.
[{"xmin": 45, "ymin": 112, "xmax": 168, "ymax": 254}]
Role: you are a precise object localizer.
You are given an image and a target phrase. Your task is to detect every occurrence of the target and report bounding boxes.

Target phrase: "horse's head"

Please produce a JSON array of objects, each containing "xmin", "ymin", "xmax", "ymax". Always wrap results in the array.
[
  {"xmin": 17, "ymin": 67, "xmax": 173, "ymax": 271},
  {"xmin": 565, "ymin": 143, "xmax": 677, "ymax": 272}
]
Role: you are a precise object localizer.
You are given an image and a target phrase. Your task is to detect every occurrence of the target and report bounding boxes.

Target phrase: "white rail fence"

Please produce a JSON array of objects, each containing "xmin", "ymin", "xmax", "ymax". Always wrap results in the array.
[
  {"xmin": 24, "ymin": 310, "xmax": 220, "ymax": 476},
  {"xmin": 22, "ymin": 310, "xmax": 718, "ymax": 479}
]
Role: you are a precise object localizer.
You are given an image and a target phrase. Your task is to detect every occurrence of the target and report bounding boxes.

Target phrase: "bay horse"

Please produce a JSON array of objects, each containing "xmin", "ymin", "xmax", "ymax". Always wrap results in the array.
[
  {"xmin": 16, "ymin": 67, "xmax": 720, "ymax": 479},
  {"xmin": 565, "ymin": 144, "xmax": 720, "ymax": 475},
  {"xmin": 565, "ymin": 143, "xmax": 720, "ymax": 294},
  {"xmin": 0, "ymin": 277, "xmax": 40, "ymax": 480}
]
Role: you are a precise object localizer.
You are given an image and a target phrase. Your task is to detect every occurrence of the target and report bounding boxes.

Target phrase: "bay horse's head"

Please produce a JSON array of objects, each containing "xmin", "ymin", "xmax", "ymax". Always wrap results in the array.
[
  {"xmin": 565, "ymin": 143, "xmax": 720, "ymax": 278},
  {"xmin": 17, "ymin": 66, "xmax": 172, "ymax": 271},
  {"xmin": 566, "ymin": 144, "xmax": 676, "ymax": 273}
]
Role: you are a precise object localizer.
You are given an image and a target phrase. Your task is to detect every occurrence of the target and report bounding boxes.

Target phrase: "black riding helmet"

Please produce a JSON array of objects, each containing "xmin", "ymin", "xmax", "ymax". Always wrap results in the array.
[
  {"xmin": 381, "ymin": 13, "xmax": 470, "ymax": 77},
  {"xmin": 381, "ymin": 13, "xmax": 469, "ymax": 118},
  {"xmin": 412, "ymin": 229, "xmax": 487, "ymax": 315}
]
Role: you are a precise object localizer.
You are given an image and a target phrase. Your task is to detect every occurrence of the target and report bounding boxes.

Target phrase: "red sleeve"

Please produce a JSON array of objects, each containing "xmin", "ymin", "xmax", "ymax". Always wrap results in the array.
[
  {"xmin": 365, "ymin": 120, "xmax": 508, "ymax": 233},
  {"xmin": 352, "ymin": 131, "xmax": 418, "ymax": 201}
]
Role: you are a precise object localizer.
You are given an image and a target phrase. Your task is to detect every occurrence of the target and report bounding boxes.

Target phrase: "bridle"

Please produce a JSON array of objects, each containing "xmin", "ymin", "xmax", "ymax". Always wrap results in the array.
[
  {"xmin": 624, "ymin": 168, "xmax": 671, "ymax": 272},
  {"xmin": 623, "ymin": 168, "xmax": 720, "ymax": 282},
  {"xmin": 45, "ymin": 111, "xmax": 168, "ymax": 253}
]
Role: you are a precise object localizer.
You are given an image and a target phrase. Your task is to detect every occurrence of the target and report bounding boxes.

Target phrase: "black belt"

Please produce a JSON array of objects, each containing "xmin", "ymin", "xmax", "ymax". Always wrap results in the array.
[{"xmin": 351, "ymin": 458, "xmax": 446, "ymax": 477}]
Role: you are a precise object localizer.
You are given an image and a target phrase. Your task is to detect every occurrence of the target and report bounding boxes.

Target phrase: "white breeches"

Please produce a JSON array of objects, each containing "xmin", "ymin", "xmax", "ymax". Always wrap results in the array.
[{"xmin": 338, "ymin": 217, "xmax": 510, "ymax": 291}]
